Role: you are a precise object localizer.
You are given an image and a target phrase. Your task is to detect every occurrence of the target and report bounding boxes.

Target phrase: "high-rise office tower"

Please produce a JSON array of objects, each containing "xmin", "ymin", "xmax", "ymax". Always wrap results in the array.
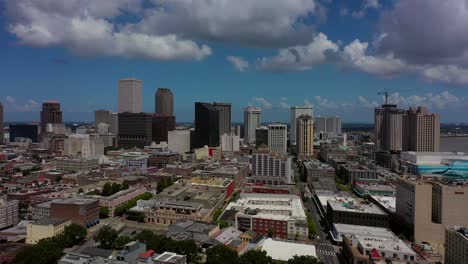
[
  {"xmin": 109, "ymin": 113, "xmax": 118, "ymax": 134},
  {"xmin": 0, "ymin": 102, "xmax": 3, "ymax": 144},
  {"xmin": 244, "ymin": 107, "xmax": 262, "ymax": 144},
  {"xmin": 155, "ymin": 88, "xmax": 174, "ymax": 115},
  {"xmin": 117, "ymin": 112, "xmax": 152, "ymax": 148},
  {"xmin": 40, "ymin": 101, "xmax": 63, "ymax": 134},
  {"xmin": 94, "ymin": 109, "xmax": 111, "ymax": 126},
  {"xmin": 296, "ymin": 115, "xmax": 314, "ymax": 158},
  {"xmin": 255, "ymin": 126, "xmax": 269, "ymax": 148},
  {"xmin": 403, "ymin": 106, "xmax": 440, "ymax": 152},
  {"xmin": 151, "ymin": 114, "xmax": 176, "ymax": 143},
  {"xmin": 9, "ymin": 124, "xmax": 39, "ymax": 143},
  {"xmin": 194, "ymin": 102, "xmax": 220, "ymax": 148},
  {"xmin": 213, "ymin": 102, "xmax": 232, "ymax": 135},
  {"xmin": 290, "ymin": 106, "xmax": 313, "ymax": 145},
  {"xmin": 315, "ymin": 116, "xmax": 341, "ymax": 135},
  {"xmin": 118, "ymin": 78, "xmax": 142, "ymax": 113},
  {"xmin": 445, "ymin": 226, "xmax": 468, "ymax": 264},
  {"xmin": 374, "ymin": 104, "xmax": 405, "ymax": 152},
  {"xmin": 268, "ymin": 123, "xmax": 287, "ymax": 154}
]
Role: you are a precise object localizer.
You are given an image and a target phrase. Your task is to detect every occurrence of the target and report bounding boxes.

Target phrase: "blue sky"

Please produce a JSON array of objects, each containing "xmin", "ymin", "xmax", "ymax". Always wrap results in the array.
[{"xmin": 1, "ymin": 0, "xmax": 468, "ymax": 123}]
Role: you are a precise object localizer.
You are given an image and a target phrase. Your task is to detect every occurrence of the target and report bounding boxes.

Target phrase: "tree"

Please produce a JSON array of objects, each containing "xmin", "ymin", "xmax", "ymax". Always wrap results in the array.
[
  {"xmin": 99, "ymin": 207, "xmax": 110, "ymax": 218},
  {"xmin": 173, "ymin": 240, "xmax": 202, "ymax": 264},
  {"xmin": 237, "ymin": 250, "xmax": 272, "ymax": 264},
  {"xmin": 55, "ymin": 175, "xmax": 62, "ymax": 182},
  {"xmin": 206, "ymin": 245, "xmax": 238, "ymax": 264},
  {"xmin": 12, "ymin": 239, "xmax": 63, "ymax": 264},
  {"xmin": 110, "ymin": 182, "xmax": 121, "ymax": 195},
  {"xmin": 126, "ymin": 211, "xmax": 145, "ymax": 222},
  {"xmin": 63, "ymin": 223, "xmax": 87, "ymax": 246},
  {"xmin": 122, "ymin": 180, "xmax": 129, "ymax": 190},
  {"xmin": 78, "ymin": 188, "xmax": 84, "ymax": 194},
  {"xmin": 288, "ymin": 255, "xmax": 323, "ymax": 264},
  {"xmin": 94, "ymin": 226, "xmax": 118, "ymax": 249},
  {"xmin": 115, "ymin": 236, "xmax": 132, "ymax": 249},
  {"xmin": 101, "ymin": 182, "xmax": 112, "ymax": 196}
]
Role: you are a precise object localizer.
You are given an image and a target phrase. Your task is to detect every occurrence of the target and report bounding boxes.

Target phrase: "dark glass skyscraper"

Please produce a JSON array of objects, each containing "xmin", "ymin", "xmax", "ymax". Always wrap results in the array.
[
  {"xmin": 117, "ymin": 112, "xmax": 152, "ymax": 149},
  {"xmin": 9, "ymin": 124, "xmax": 39, "ymax": 143},
  {"xmin": 152, "ymin": 114, "xmax": 176, "ymax": 143},
  {"xmin": 40, "ymin": 101, "xmax": 62, "ymax": 134},
  {"xmin": 0, "ymin": 102, "xmax": 3, "ymax": 144},
  {"xmin": 194, "ymin": 102, "xmax": 220, "ymax": 148},
  {"xmin": 155, "ymin": 88, "xmax": 174, "ymax": 115}
]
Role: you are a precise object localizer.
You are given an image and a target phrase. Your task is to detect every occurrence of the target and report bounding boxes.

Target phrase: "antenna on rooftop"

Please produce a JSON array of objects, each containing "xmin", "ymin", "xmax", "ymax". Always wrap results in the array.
[{"xmin": 377, "ymin": 91, "xmax": 389, "ymax": 105}]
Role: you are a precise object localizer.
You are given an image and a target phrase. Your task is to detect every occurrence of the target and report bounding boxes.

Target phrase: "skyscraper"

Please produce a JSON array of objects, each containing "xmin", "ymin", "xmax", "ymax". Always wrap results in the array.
[
  {"xmin": 194, "ymin": 102, "xmax": 220, "ymax": 148},
  {"xmin": 244, "ymin": 107, "xmax": 262, "ymax": 144},
  {"xmin": 0, "ymin": 102, "xmax": 3, "ymax": 145},
  {"xmin": 213, "ymin": 102, "xmax": 232, "ymax": 135},
  {"xmin": 9, "ymin": 124, "xmax": 39, "ymax": 143},
  {"xmin": 268, "ymin": 123, "xmax": 287, "ymax": 154},
  {"xmin": 296, "ymin": 115, "xmax": 314, "ymax": 158},
  {"xmin": 151, "ymin": 114, "xmax": 176, "ymax": 143},
  {"xmin": 255, "ymin": 126, "xmax": 269, "ymax": 148},
  {"xmin": 94, "ymin": 109, "xmax": 111, "ymax": 126},
  {"xmin": 155, "ymin": 88, "xmax": 174, "ymax": 115},
  {"xmin": 40, "ymin": 101, "xmax": 63, "ymax": 134},
  {"xmin": 290, "ymin": 106, "xmax": 313, "ymax": 145},
  {"xmin": 315, "ymin": 116, "xmax": 341, "ymax": 136},
  {"xmin": 374, "ymin": 104, "xmax": 405, "ymax": 152},
  {"xmin": 118, "ymin": 78, "xmax": 142, "ymax": 113},
  {"xmin": 403, "ymin": 106, "xmax": 440, "ymax": 152},
  {"xmin": 117, "ymin": 112, "xmax": 152, "ymax": 148}
]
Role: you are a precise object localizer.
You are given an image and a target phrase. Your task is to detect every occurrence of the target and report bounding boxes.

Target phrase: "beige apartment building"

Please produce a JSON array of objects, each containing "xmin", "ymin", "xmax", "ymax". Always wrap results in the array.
[
  {"xmin": 26, "ymin": 218, "xmax": 71, "ymax": 244},
  {"xmin": 395, "ymin": 177, "xmax": 468, "ymax": 254},
  {"xmin": 445, "ymin": 226, "xmax": 468, "ymax": 264},
  {"xmin": 403, "ymin": 106, "xmax": 440, "ymax": 152},
  {"xmin": 296, "ymin": 115, "xmax": 314, "ymax": 159}
]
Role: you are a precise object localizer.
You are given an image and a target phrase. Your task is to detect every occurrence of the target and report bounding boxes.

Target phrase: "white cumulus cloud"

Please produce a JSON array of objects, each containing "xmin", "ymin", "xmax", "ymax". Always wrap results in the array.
[{"xmin": 226, "ymin": 56, "xmax": 249, "ymax": 72}]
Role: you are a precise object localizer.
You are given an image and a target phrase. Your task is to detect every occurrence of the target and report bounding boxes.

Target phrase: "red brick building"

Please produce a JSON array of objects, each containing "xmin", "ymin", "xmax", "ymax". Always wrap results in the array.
[{"xmin": 50, "ymin": 197, "xmax": 99, "ymax": 228}]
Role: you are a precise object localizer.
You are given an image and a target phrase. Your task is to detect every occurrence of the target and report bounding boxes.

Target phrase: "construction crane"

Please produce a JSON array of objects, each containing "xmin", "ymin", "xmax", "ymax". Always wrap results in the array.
[{"xmin": 377, "ymin": 91, "xmax": 389, "ymax": 105}]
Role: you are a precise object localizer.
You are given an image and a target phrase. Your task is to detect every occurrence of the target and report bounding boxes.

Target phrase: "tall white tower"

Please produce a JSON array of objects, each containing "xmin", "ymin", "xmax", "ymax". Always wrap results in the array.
[
  {"xmin": 290, "ymin": 106, "xmax": 313, "ymax": 145},
  {"xmin": 118, "ymin": 78, "xmax": 142, "ymax": 113},
  {"xmin": 244, "ymin": 107, "xmax": 262, "ymax": 144}
]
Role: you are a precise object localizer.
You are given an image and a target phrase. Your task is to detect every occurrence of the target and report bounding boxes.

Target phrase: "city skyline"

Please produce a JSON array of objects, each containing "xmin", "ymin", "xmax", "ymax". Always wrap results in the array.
[{"xmin": 2, "ymin": 0, "xmax": 468, "ymax": 123}]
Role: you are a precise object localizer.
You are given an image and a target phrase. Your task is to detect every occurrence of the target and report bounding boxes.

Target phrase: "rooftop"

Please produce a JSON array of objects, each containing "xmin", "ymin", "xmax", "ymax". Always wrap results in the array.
[
  {"xmin": 34, "ymin": 218, "xmax": 70, "ymax": 226},
  {"xmin": 331, "ymin": 223, "xmax": 397, "ymax": 243},
  {"xmin": 328, "ymin": 197, "xmax": 387, "ymax": 215},
  {"xmin": 257, "ymin": 238, "xmax": 317, "ymax": 261}
]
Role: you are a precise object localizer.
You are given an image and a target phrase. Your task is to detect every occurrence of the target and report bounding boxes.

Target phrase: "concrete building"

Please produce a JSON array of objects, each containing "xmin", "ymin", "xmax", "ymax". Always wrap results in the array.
[
  {"xmin": 32, "ymin": 200, "xmax": 53, "ymax": 221},
  {"xmin": 255, "ymin": 126, "xmax": 268, "ymax": 148},
  {"xmin": 290, "ymin": 106, "xmax": 313, "ymax": 145},
  {"xmin": 0, "ymin": 102, "xmax": 3, "ymax": 144},
  {"xmin": 194, "ymin": 102, "xmax": 220, "ymax": 148},
  {"xmin": 26, "ymin": 218, "xmax": 71, "ymax": 244},
  {"xmin": 256, "ymin": 238, "xmax": 317, "ymax": 262},
  {"xmin": 268, "ymin": 123, "xmax": 287, "ymax": 154},
  {"xmin": 40, "ymin": 101, "xmax": 63, "ymax": 134},
  {"xmin": 330, "ymin": 223, "xmax": 397, "ymax": 244},
  {"xmin": 155, "ymin": 88, "xmax": 174, "ymax": 115},
  {"xmin": 251, "ymin": 149, "xmax": 292, "ymax": 184},
  {"xmin": 153, "ymin": 251, "xmax": 187, "ymax": 264},
  {"xmin": 374, "ymin": 104, "xmax": 405, "ymax": 152},
  {"xmin": 227, "ymin": 193, "xmax": 308, "ymax": 240},
  {"xmin": 9, "ymin": 124, "xmax": 39, "ymax": 143},
  {"xmin": 50, "ymin": 197, "xmax": 100, "ymax": 227},
  {"xmin": 64, "ymin": 134, "xmax": 104, "ymax": 158},
  {"xmin": 118, "ymin": 112, "xmax": 152, "ymax": 148},
  {"xmin": 445, "ymin": 226, "xmax": 468, "ymax": 264},
  {"xmin": 220, "ymin": 133, "xmax": 240, "ymax": 152},
  {"xmin": 403, "ymin": 106, "xmax": 440, "ymax": 152},
  {"xmin": 168, "ymin": 129, "xmax": 191, "ymax": 154},
  {"xmin": 244, "ymin": 107, "xmax": 262, "ymax": 144},
  {"xmin": 0, "ymin": 199, "xmax": 19, "ymax": 229},
  {"xmin": 94, "ymin": 109, "xmax": 111, "ymax": 126},
  {"xmin": 296, "ymin": 115, "xmax": 314, "ymax": 159},
  {"xmin": 395, "ymin": 177, "xmax": 468, "ymax": 253},
  {"xmin": 98, "ymin": 187, "xmax": 147, "ymax": 217},
  {"xmin": 399, "ymin": 151, "xmax": 468, "ymax": 177},
  {"xmin": 304, "ymin": 160, "xmax": 336, "ymax": 192},
  {"xmin": 110, "ymin": 112, "xmax": 118, "ymax": 134},
  {"xmin": 116, "ymin": 241, "xmax": 146, "ymax": 262},
  {"xmin": 327, "ymin": 197, "xmax": 389, "ymax": 228},
  {"xmin": 152, "ymin": 114, "xmax": 176, "ymax": 143},
  {"xmin": 315, "ymin": 116, "xmax": 341, "ymax": 136},
  {"xmin": 339, "ymin": 162, "xmax": 378, "ymax": 184},
  {"xmin": 118, "ymin": 78, "xmax": 142, "ymax": 113},
  {"xmin": 53, "ymin": 157, "xmax": 99, "ymax": 171},
  {"xmin": 213, "ymin": 102, "xmax": 232, "ymax": 135}
]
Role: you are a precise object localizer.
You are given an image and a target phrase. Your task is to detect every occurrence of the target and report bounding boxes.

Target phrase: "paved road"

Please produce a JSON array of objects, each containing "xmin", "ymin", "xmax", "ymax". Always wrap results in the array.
[{"xmin": 313, "ymin": 239, "xmax": 340, "ymax": 264}]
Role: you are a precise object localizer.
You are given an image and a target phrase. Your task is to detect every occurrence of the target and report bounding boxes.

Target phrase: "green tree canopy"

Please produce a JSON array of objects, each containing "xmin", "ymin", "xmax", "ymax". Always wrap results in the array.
[
  {"xmin": 206, "ymin": 245, "xmax": 238, "ymax": 264},
  {"xmin": 114, "ymin": 236, "xmax": 132, "ymax": 249},
  {"xmin": 94, "ymin": 226, "xmax": 118, "ymax": 249},
  {"xmin": 288, "ymin": 255, "xmax": 323, "ymax": 264},
  {"xmin": 237, "ymin": 250, "xmax": 272, "ymax": 264}
]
